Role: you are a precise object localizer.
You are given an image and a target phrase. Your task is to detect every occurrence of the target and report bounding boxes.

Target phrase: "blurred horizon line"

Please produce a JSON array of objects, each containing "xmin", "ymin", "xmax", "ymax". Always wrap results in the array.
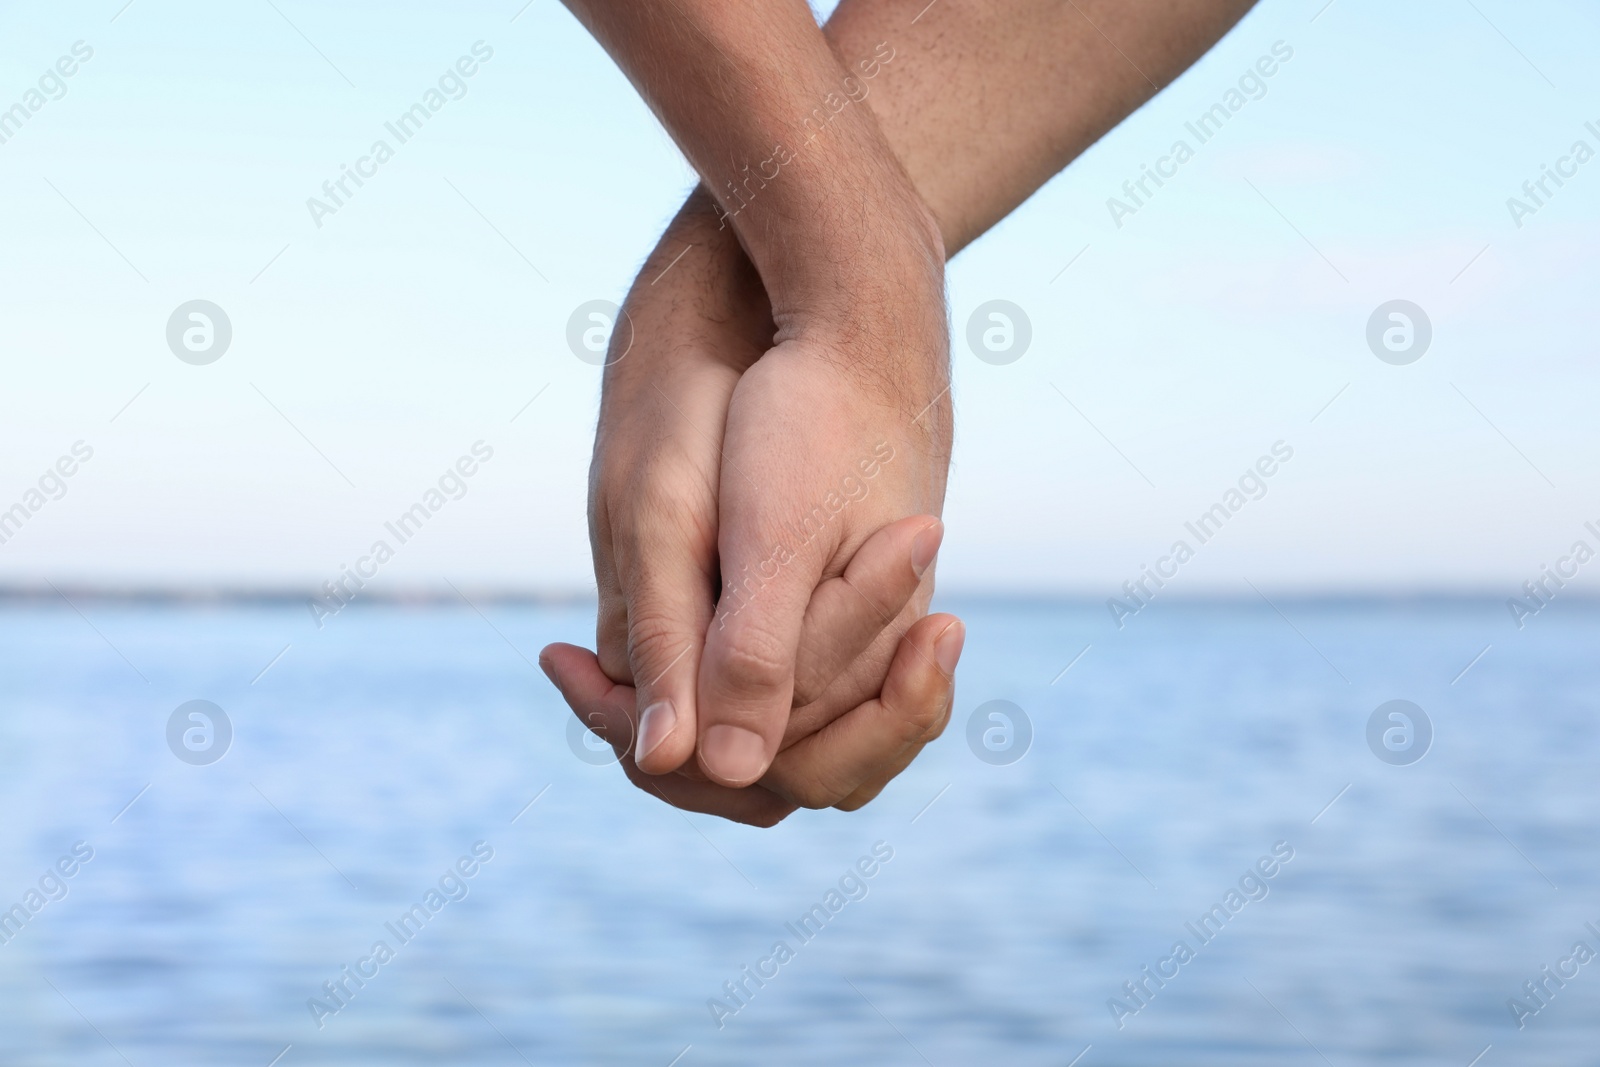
[{"xmin": 0, "ymin": 583, "xmax": 1579, "ymax": 610}]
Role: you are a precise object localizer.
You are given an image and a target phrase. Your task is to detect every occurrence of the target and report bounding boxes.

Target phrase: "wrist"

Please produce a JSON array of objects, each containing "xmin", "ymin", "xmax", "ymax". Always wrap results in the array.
[
  {"xmin": 687, "ymin": 72, "xmax": 944, "ymax": 316},
  {"xmin": 765, "ymin": 188, "xmax": 948, "ymax": 366},
  {"xmin": 606, "ymin": 189, "xmax": 771, "ymax": 379},
  {"xmin": 771, "ymin": 218, "xmax": 946, "ymax": 361}
]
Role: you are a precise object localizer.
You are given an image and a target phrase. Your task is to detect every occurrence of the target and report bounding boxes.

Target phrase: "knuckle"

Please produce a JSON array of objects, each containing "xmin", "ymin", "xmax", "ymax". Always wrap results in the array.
[
  {"xmin": 624, "ymin": 472, "xmax": 716, "ymax": 546},
  {"xmin": 597, "ymin": 600, "xmax": 632, "ymax": 683},
  {"xmin": 914, "ymin": 693, "xmax": 953, "ymax": 743},
  {"xmin": 713, "ymin": 630, "xmax": 792, "ymax": 694},
  {"xmin": 774, "ymin": 765, "xmax": 851, "ymax": 810},
  {"xmin": 626, "ymin": 610, "xmax": 692, "ymax": 677},
  {"xmin": 837, "ymin": 771, "xmax": 895, "ymax": 811},
  {"xmin": 843, "ymin": 574, "xmax": 902, "ymax": 620},
  {"xmin": 790, "ymin": 627, "xmax": 857, "ymax": 709},
  {"xmin": 790, "ymin": 660, "xmax": 828, "ymax": 708},
  {"xmin": 919, "ymin": 707, "xmax": 951, "ymax": 744},
  {"xmin": 891, "ymin": 695, "xmax": 942, "ymax": 747}
]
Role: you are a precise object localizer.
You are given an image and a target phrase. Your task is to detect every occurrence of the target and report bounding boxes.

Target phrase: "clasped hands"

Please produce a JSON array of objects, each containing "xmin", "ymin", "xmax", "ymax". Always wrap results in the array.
[
  {"xmin": 538, "ymin": 0, "xmax": 1253, "ymax": 824},
  {"xmin": 539, "ymin": 0, "xmax": 961, "ymax": 826},
  {"xmin": 539, "ymin": 177, "xmax": 960, "ymax": 825}
]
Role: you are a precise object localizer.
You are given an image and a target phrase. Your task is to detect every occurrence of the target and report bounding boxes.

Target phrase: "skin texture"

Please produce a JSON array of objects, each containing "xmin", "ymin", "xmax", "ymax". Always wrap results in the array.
[
  {"xmin": 561, "ymin": 0, "xmax": 952, "ymax": 791},
  {"xmin": 824, "ymin": 0, "xmax": 1259, "ymax": 255},
  {"xmin": 542, "ymin": 610, "xmax": 962, "ymax": 824},
  {"xmin": 542, "ymin": 189, "xmax": 961, "ymax": 822},
  {"xmin": 546, "ymin": 0, "xmax": 1257, "ymax": 824}
]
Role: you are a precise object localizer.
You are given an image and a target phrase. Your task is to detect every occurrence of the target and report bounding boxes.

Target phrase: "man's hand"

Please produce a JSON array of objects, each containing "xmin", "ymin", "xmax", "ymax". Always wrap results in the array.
[{"xmin": 555, "ymin": 189, "xmax": 957, "ymax": 806}]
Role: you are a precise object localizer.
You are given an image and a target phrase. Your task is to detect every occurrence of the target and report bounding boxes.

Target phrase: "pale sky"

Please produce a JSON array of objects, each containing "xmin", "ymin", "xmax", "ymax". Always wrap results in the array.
[{"xmin": 1, "ymin": 0, "xmax": 1597, "ymax": 596}]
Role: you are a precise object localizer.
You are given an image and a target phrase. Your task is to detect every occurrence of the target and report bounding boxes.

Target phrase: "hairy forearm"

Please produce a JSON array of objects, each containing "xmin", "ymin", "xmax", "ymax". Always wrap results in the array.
[
  {"xmin": 823, "ymin": 0, "xmax": 1257, "ymax": 254},
  {"xmin": 562, "ymin": 0, "xmax": 942, "ymax": 323},
  {"xmin": 598, "ymin": 0, "xmax": 1257, "ymax": 395},
  {"xmin": 612, "ymin": 0, "xmax": 1256, "ymax": 329}
]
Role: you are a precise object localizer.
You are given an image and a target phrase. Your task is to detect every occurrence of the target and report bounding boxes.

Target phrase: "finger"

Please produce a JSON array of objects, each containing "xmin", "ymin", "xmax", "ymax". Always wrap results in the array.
[
  {"xmin": 615, "ymin": 515, "xmax": 718, "ymax": 775},
  {"xmin": 760, "ymin": 613, "xmax": 964, "ymax": 810},
  {"xmin": 834, "ymin": 682, "xmax": 955, "ymax": 812},
  {"xmin": 791, "ymin": 515, "xmax": 942, "ymax": 707},
  {"xmin": 594, "ymin": 581, "xmax": 630, "ymax": 681},
  {"xmin": 698, "ymin": 361, "xmax": 907, "ymax": 787},
  {"xmin": 620, "ymin": 756, "xmax": 797, "ymax": 827},
  {"xmin": 781, "ymin": 609, "xmax": 906, "ymax": 748},
  {"xmin": 695, "ymin": 478, "xmax": 832, "ymax": 784},
  {"xmin": 540, "ymin": 642, "xmax": 796, "ymax": 827},
  {"xmin": 541, "ymin": 641, "xmax": 638, "ymax": 756},
  {"xmin": 595, "ymin": 359, "xmax": 734, "ymax": 775},
  {"xmin": 696, "ymin": 544, "xmax": 820, "ymax": 787}
]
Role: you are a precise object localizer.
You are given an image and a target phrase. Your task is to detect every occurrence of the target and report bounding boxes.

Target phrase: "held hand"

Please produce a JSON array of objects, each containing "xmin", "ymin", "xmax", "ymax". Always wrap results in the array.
[
  {"xmin": 552, "ymin": 0, "xmax": 1259, "ymax": 814},
  {"xmin": 694, "ymin": 300, "xmax": 954, "ymax": 786},
  {"xmin": 541, "ymin": 610, "xmax": 962, "ymax": 826},
  {"xmin": 563, "ymin": 0, "xmax": 959, "ymax": 794}
]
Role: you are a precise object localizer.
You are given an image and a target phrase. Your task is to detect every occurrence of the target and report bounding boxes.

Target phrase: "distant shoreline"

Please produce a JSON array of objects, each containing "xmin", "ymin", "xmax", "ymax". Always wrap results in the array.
[
  {"xmin": 0, "ymin": 585, "xmax": 596, "ymax": 607},
  {"xmin": 1, "ymin": 586, "xmax": 1595, "ymax": 610}
]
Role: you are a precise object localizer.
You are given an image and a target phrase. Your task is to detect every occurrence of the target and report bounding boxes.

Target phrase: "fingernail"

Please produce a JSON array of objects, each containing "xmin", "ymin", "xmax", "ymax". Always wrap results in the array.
[
  {"xmin": 538, "ymin": 655, "xmax": 555, "ymax": 685},
  {"xmin": 935, "ymin": 619, "xmax": 965, "ymax": 675},
  {"xmin": 636, "ymin": 700, "xmax": 676, "ymax": 765},
  {"xmin": 700, "ymin": 725, "xmax": 768, "ymax": 785},
  {"xmin": 912, "ymin": 520, "xmax": 944, "ymax": 577}
]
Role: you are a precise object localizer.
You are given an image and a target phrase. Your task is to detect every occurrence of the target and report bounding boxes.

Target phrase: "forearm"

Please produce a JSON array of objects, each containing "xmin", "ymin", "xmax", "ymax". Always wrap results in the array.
[
  {"xmin": 822, "ymin": 0, "xmax": 1257, "ymax": 254},
  {"xmin": 607, "ymin": 0, "xmax": 1256, "ymax": 342},
  {"xmin": 562, "ymin": 0, "xmax": 941, "ymax": 323}
]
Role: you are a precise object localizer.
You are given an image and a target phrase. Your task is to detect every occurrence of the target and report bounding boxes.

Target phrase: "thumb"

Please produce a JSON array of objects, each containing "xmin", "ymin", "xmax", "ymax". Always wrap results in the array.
[{"xmin": 695, "ymin": 502, "xmax": 833, "ymax": 787}]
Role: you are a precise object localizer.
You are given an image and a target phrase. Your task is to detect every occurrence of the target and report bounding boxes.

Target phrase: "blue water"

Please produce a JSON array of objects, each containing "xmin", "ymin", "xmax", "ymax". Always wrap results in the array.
[{"xmin": 1, "ymin": 597, "xmax": 1597, "ymax": 1065}]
